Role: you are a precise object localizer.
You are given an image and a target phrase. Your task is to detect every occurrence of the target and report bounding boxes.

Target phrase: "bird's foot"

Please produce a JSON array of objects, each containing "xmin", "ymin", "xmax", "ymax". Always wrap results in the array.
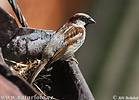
[{"xmin": 66, "ymin": 56, "xmax": 79, "ymax": 64}]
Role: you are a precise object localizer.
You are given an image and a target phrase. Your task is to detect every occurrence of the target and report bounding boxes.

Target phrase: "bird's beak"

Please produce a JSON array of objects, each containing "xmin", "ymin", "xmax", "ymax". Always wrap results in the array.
[{"xmin": 89, "ymin": 17, "xmax": 96, "ymax": 24}]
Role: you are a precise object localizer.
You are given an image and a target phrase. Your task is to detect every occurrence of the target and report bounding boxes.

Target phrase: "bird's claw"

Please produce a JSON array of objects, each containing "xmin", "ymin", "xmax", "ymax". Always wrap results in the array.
[{"xmin": 66, "ymin": 56, "xmax": 79, "ymax": 64}]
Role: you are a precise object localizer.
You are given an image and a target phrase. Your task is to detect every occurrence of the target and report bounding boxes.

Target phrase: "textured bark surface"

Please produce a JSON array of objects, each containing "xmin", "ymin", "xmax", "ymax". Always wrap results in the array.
[
  {"xmin": 3, "ymin": 27, "xmax": 55, "ymax": 62},
  {"xmin": 0, "ymin": 75, "xmax": 24, "ymax": 96},
  {"xmin": 50, "ymin": 60, "xmax": 95, "ymax": 100},
  {"xmin": 0, "ymin": 7, "xmax": 18, "ymax": 47}
]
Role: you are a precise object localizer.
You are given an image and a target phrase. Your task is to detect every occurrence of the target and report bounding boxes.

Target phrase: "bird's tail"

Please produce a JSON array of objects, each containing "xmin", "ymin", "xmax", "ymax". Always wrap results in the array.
[
  {"xmin": 27, "ymin": 60, "xmax": 48, "ymax": 84},
  {"xmin": 27, "ymin": 47, "xmax": 67, "ymax": 84}
]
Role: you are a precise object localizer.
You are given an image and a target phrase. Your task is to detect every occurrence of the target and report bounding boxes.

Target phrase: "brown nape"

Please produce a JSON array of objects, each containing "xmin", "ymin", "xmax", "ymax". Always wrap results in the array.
[{"xmin": 69, "ymin": 15, "xmax": 84, "ymax": 23}]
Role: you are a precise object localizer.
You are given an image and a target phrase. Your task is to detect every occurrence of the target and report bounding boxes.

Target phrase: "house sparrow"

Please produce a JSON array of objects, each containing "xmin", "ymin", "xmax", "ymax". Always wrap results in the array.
[{"xmin": 28, "ymin": 13, "xmax": 96, "ymax": 84}]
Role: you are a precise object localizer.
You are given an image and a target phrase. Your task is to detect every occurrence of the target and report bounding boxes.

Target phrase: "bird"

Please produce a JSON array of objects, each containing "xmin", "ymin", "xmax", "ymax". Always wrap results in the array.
[{"xmin": 28, "ymin": 13, "xmax": 96, "ymax": 84}]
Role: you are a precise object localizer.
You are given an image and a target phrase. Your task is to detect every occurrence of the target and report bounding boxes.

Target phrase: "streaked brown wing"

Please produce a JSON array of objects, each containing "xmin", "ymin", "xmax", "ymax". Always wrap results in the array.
[
  {"xmin": 48, "ymin": 26, "xmax": 84, "ymax": 66},
  {"xmin": 64, "ymin": 27, "xmax": 84, "ymax": 45},
  {"xmin": 47, "ymin": 47, "xmax": 68, "ymax": 67}
]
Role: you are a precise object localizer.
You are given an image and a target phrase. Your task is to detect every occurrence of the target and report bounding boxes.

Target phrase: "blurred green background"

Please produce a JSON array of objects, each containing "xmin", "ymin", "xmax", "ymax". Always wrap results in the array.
[
  {"xmin": 77, "ymin": 0, "xmax": 139, "ymax": 100},
  {"xmin": 1, "ymin": 0, "xmax": 139, "ymax": 100}
]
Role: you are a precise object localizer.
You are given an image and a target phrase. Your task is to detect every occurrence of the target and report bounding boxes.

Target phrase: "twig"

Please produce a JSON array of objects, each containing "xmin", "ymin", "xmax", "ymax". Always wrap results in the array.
[
  {"xmin": 33, "ymin": 83, "xmax": 59, "ymax": 100},
  {"xmin": 8, "ymin": 0, "xmax": 28, "ymax": 27},
  {"xmin": 0, "ymin": 49, "xmax": 39, "ymax": 96},
  {"xmin": 33, "ymin": 83, "xmax": 47, "ymax": 96},
  {"xmin": 4, "ymin": 58, "xmax": 28, "ymax": 67}
]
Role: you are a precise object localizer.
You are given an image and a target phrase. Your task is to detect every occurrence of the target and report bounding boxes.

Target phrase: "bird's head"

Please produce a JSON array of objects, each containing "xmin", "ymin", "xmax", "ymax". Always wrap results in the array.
[{"xmin": 69, "ymin": 13, "xmax": 96, "ymax": 27}]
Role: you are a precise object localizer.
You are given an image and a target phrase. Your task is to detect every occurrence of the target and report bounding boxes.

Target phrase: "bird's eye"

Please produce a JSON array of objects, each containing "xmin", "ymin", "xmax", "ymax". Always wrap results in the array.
[
  {"xmin": 81, "ymin": 16, "xmax": 86, "ymax": 19},
  {"xmin": 80, "ymin": 16, "xmax": 88, "ymax": 23}
]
